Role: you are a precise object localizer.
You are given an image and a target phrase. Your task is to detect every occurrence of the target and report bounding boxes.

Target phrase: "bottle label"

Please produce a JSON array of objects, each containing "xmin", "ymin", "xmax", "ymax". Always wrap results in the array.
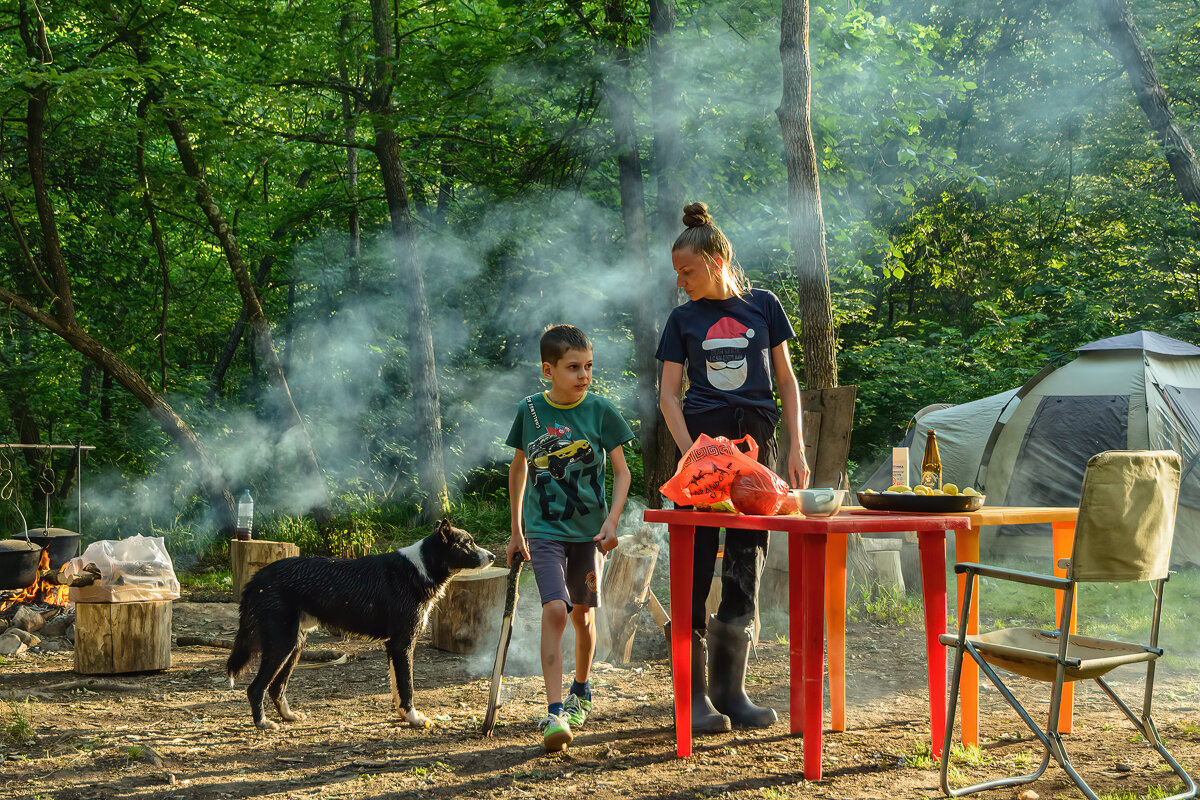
[{"xmin": 921, "ymin": 470, "xmax": 941, "ymax": 490}]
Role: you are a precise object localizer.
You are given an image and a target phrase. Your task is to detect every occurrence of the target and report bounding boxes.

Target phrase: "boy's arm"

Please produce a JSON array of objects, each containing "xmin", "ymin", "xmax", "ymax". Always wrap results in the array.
[
  {"xmin": 594, "ymin": 443, "xmax": 631, "ymax": 552},
  {"xmin": 507, "ymin": 450, "xmax": 531, "ymax": 562}
]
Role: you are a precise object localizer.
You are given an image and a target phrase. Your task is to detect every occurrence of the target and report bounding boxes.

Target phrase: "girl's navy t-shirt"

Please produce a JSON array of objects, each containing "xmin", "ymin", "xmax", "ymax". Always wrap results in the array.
[{"xmin": 655, "ymin": 288, "xmax": 795, "ymax": 417}]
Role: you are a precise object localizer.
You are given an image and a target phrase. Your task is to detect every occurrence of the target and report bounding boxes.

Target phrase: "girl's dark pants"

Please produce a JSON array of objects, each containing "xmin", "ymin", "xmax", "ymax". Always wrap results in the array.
[{"xmin": 682, "ymin": 406, "xmax": 778, "ymax": 631}]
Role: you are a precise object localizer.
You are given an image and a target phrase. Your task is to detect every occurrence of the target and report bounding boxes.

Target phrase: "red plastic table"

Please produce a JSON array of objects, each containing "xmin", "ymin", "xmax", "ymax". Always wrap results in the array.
[{"xmin": 644, "ymin": 507, "xmax": 971, "ymax": 780}]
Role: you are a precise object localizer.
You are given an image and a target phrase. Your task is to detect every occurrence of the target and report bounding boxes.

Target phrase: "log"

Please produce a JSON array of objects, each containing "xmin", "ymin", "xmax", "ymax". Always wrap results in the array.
[
  {"xmin": 428, "ymin": 566, "xmax": 508, "ymax": 654},
  {"xmin": 597, "ymin": 532, "xmax": 660, "ymax": 664},
  {"xmin": 645, "ymin": 591, "xmax": 670, "ymax": 643},
  {"xmin": 862, "ymin": 537, "xmax": 905, "ymax": 592},
  {"xmin": 231, "ymin": 540, "xmax": 300, "ymax": 601},
  {"xmin": 173, "ymin": 634, "xmax": 349, "ymax": 663},
  {"xmin": 74, "ymin": 600, "xmax": 172, "ymax": 674}
]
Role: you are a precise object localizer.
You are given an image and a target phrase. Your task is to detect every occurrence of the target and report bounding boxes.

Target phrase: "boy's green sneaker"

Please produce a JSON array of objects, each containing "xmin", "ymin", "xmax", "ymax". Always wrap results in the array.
[
  {"xmin": 538, "ymin": 713, "xmax": 573, "ymax": 752},
  {"xmin": 563, "ymin": 693, "xmax": 592, "ymax": 727}
]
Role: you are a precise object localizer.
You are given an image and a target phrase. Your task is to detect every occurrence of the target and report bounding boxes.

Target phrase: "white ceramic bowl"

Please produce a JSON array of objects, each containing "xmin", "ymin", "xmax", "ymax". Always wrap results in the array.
[{"xmin": 793, "ymin": 488, "xmax": 846, "ymax": 517}]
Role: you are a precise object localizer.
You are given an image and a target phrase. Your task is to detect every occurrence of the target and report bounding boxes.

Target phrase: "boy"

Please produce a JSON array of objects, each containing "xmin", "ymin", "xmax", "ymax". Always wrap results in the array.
[{"xmin": 507, "ymin": 324, "xmax": 634, "ymax": 752}]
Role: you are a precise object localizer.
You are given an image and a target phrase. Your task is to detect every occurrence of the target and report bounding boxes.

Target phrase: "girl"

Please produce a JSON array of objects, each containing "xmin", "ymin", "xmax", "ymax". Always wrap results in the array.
[{"xmin": 656, "ymin": 201, "xmax": 810, "ymax": 732}]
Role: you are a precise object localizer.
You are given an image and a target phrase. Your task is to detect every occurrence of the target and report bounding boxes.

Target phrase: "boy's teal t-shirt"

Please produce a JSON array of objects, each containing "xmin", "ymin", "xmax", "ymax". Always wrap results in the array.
[{"xmin": 506, "ymin": 391, "xmax": 635, "ymax": 542}]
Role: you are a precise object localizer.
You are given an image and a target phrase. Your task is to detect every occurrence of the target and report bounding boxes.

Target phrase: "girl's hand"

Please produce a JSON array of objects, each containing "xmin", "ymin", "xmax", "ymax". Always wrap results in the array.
[
  {"xmin": 789, "ymin": 445, "xmax": 811, "ymax": 489},
  {"xmin": 507, "ymin": 534, "xmax": 530, "ymax": 564}
]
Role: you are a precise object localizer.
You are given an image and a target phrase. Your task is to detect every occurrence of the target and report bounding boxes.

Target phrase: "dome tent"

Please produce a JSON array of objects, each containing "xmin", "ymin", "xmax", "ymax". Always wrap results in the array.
[{"xmin": 860, "ymin": 331, "xmax": 1200, "ymax": 566}]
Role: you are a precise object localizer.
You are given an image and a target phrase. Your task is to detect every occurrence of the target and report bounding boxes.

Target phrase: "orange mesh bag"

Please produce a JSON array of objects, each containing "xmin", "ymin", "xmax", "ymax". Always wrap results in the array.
[{"xmin": 660, "ymin": 434, "xmax": 787, "ymax": 513}]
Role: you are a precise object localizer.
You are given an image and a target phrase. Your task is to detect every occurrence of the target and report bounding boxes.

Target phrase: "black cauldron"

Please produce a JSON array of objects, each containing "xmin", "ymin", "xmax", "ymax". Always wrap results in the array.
[
  {"xmin": 0, "ymin": 539, "xmax": 42, "ymax": 590},
  {"xmin": 11, "ymin": 528, "xmax": 80, "ymax": 572}
]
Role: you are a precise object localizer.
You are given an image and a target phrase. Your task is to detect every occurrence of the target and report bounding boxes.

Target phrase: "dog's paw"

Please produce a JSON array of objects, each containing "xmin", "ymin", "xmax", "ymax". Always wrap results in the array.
[
  {"xmin": 280, "ymin": 710, "xmax": 306, "ymax": 722},
  {"xmin": 405, "ymin": 709, "xmax": 431, "ymax": 729},
  {"xmin": 255, "ymin": 719, "xmax": 280, "ymax": 732}
]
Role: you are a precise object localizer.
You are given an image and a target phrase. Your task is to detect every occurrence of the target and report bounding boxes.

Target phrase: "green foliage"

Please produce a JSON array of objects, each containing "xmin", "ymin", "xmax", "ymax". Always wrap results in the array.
[
  {"xmin": 3, "ymin": 0, "xmax": 1200, "ymax": 567},
  {"xmin": 3, "ymin": 701, "xmax": 37, "ymax": 746},
  {"xmin": 1100, "ymin": 787, "xmax": 1178, "ymax": 800},
  {"xmin": 846, "ymin": 581, "xmax": 922, "ymax": 628}
]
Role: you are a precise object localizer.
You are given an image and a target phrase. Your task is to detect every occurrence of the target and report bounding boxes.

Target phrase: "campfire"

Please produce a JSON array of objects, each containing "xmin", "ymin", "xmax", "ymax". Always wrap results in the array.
[{"xmin": 0, "ymin": 548, "xmax": 70, "ymax": 614}]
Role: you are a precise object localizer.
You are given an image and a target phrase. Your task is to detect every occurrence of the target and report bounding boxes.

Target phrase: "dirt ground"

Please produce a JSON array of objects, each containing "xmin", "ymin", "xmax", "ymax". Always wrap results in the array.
[{"xmin": 2, "ymin": 592, "xmax": 1199, "ymax": 800}]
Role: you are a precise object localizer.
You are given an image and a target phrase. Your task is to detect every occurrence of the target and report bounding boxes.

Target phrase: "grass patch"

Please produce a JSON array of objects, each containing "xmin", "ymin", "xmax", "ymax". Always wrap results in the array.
[
  {"xmin": 902, "ymin": 741, "xmax": 936, "ymax": 769},
  {"xmin": 3, "ymin": 701, "xmax": 37, "ymax": 746},
  {"xmin": 847, "ymin": 582, "xmax": 922, "ymax": 628},
  {"xmin": 1099, "ymin": 787, "xmax": 1178, "ymax": 800}
]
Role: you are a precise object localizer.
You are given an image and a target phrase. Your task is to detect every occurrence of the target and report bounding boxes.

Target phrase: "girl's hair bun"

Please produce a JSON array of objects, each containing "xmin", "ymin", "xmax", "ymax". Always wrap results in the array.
[{"xmin": 682, "ymin": 202, "xmax": 714, "ymax": 229}]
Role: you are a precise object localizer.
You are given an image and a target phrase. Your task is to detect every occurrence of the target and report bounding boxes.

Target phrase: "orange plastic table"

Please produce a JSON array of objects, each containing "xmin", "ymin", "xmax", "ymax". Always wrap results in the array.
[
  {"xmin": 644, "ymin": 508, "xmax": 971, "ymax": 780},
  {"xmin": 949, "ymin": 506, "xmax": 1080, "ymax": 747}
]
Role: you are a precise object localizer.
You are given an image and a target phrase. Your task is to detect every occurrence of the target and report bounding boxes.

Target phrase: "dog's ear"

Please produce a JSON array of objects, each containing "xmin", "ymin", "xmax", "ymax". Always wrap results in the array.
[{"xmin": 436, "ymin": 518, "xmax": 452, "ymax": 540}]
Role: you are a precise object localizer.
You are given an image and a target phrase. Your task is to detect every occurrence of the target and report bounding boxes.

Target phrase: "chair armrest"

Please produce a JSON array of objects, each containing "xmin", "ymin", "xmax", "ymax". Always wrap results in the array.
[{"xmin": 955, "ymin": 562, "xmax": 1072, "ymax": 590}]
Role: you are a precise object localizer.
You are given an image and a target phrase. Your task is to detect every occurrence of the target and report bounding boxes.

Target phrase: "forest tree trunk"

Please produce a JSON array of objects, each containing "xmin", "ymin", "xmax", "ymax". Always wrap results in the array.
[
  {"xmin": 604, "ymin": 2, "xmax": 671, "ymax": 505},
  {"xmin": 368, "ymin": 0, "xmax": 450, "ymax": 521},
  {"xmin": 160, "ymin": 110, "xmax": 335, "ymax": 538},
  {"xmin": 1098, "ymin": 0, "xmax": 1200, "ymax": 207},
  {"xmin": 647, "ymin": 0, "xmax": 687, "ymax": 496},
  {"xmin": 776, "ymin": 0, "xmax": 838, "ymax": 391}
]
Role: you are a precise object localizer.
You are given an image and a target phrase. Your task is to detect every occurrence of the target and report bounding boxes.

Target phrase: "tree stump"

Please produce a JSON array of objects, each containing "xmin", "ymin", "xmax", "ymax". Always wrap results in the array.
[
  {"xmin": 74, "ymin": 601, "xmax": 172, "ymax": 674},
  {"xmin": 759, "ymin": 532, "xmax": 789, "ymax": 624},
  {"xmin": 429, "ymin": 566, "xmax": 508, "ymax": 654},
  {"xmin": 862, "ymin": 537, "xmax": 905, "ymax": 593},
  {"xmin": 597, "ymin": 532, "xmax": 659, "ymax": 664},
  {"xmin": 231, "ymin": 540, "xmax": 300, "ymax": 601}
]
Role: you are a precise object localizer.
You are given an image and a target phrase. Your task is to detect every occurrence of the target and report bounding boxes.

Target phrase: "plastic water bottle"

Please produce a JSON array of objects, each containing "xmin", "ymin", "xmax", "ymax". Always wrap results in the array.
[{"xmin": 236, "ymin": 490, "xmax": 254, "ymax": 541}]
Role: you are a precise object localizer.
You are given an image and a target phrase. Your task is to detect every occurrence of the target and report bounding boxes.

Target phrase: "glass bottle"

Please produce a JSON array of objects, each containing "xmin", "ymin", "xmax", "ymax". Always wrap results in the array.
[
  {"xmin": 236, "ymin": 490, "xmax": 254, "ymax": 541},
  {"xmin": 921, "ymin": 430, "xmax": 942, "ymax": 491}
]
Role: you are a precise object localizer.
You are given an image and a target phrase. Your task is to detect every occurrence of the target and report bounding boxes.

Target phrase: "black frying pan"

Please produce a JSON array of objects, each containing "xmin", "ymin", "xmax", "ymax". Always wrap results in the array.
[{"xmin": 856, "ymin": 492, "xmax": 985, "ymax": 513}]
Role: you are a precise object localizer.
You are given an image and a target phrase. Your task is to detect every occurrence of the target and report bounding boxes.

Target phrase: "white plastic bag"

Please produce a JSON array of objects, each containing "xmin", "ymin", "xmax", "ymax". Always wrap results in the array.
[{"xmin": 61, "ymin": 535, "xmax": 180, "ymax": 603}]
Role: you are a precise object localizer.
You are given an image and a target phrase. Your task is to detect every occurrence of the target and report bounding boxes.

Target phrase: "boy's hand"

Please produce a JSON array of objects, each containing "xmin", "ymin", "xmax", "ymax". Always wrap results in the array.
[
  {"xmin": 594, "ymin": 521, "xmax": 619, "ymax": 552},
  {"xmin": 507, "ymin": 534, "xmax": 530, "ymax": 564}
]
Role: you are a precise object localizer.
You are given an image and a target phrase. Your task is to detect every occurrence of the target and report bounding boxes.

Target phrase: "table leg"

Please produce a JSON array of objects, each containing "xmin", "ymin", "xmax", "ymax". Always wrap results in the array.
[
  {"xmin": 1052, "ymin": 520, "xmax": 1077, "ymax": 734},
  {"xmin": 955, "ymin": 527, "xmax": 980, "ymax": 748},
  {"xmin": 801, "ymin": 534, "xmax": 828, "ymax": 780},
  {"xmin": 918, "ymin": 530, "xmax": 948, "ymax": 758},
  {"xmin": 788, "ymin": 534, "xmax": 805, "ymax": 736},
  {"xmin": 825, "ymin": 536, "xmax": 848, "ymax": 732},
  {"xmin": 668, "ymin": 523, "xmax": 694, "ymax": 757}
]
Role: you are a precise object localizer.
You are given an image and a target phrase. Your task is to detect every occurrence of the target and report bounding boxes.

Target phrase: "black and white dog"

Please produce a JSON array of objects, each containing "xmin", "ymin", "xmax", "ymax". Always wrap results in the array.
[{"xmin": 226, "ymin": 519, "xmax": 494, "ymax": 730}]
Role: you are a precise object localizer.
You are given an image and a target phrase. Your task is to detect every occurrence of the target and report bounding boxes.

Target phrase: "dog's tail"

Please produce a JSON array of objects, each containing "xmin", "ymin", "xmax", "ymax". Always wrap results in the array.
[{"xmin": 225, "ymin": 606, "xmax": 260, "ymax": 687}]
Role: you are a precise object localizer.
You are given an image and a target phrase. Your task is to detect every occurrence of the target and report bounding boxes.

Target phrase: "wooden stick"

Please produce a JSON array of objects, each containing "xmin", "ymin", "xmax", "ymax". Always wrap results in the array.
[{"xmin": 175, "ymin": 635, "xmax": 349, "ymax": 663}]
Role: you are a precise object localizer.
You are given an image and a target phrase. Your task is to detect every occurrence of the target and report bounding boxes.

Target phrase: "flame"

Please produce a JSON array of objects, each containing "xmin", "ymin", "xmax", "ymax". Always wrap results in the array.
[{"xmin": 0, "ymin": 549, "xmax": 71, "ymax": 614}]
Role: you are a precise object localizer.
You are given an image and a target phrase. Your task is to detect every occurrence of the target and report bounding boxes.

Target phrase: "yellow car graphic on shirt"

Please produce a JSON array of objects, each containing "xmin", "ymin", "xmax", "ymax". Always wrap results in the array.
[{"xmin": 530, "ymin": 437, "xmax": 595, "ymax": 482}]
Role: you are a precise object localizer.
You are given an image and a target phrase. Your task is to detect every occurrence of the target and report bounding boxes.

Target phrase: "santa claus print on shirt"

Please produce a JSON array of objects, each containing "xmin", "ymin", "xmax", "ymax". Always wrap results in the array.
[{"xmin": 702, "ymin": 317, "xmax": 754, "ymax": 390}]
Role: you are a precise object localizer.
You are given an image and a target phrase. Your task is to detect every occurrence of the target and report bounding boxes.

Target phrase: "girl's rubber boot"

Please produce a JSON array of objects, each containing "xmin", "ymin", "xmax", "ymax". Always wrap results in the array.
[
  {"xmin": 690, "ymin": 628, "xmax": 732, "ymax": 734},
  {"xmin": 706, "ymin": 615, "xmax": 777, "ymax": 728}
]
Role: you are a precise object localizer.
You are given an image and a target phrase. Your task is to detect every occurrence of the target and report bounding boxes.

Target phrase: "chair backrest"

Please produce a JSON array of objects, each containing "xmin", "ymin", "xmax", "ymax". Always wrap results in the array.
[{"xmin": 1071, "ymin": 450, "xmax": 1182, "ymax": 582}]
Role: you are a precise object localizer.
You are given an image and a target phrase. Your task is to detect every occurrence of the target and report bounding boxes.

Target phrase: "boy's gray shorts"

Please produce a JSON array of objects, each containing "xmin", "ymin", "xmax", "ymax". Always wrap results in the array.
[{"xmin": 528, "ymin": 538, "xmax": 604, "ymax": 611}]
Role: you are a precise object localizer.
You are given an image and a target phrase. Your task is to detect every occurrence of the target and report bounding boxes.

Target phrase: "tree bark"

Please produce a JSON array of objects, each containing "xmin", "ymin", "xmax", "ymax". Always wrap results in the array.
[
  {"xmin": 602, "ymin": 2, "xmax": 671, "ymax": 506},
  {"xmin": 340, "ymin": 10, "xmax": 363, "ymax": 291},
  {"xmin": 135, "ymin": 95, "xmax": 171, "ymax": 393},
  {"xmin": 646, "ymin": 0, "xmax": 686, "ymax": 499},
  {"xmin": 650, "ymin": 0, "xmax": 685, "ymax": 251},
  {"xmin": 368, "ymin": 0, "xmax": 449, "ymax": 520},
  {"xmin": 1098, "ymin": 0, "xmax": 1200, "ymax": 207},
  {"xmin": 776, "ymin": 0, "xmax": 838, "ymax": 390}
]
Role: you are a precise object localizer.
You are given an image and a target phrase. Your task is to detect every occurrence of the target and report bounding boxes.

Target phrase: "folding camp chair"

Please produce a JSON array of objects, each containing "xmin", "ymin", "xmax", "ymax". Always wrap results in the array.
[{"xmin": 940, "ymin": 450, "xmax": 1196, "ymax": 800}]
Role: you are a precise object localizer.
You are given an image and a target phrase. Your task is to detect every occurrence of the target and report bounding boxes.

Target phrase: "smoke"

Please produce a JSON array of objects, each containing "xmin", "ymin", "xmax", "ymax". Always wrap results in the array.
[{"xmin": 71, "ymin": 0, "xmax": 1110, "ymax": 554}]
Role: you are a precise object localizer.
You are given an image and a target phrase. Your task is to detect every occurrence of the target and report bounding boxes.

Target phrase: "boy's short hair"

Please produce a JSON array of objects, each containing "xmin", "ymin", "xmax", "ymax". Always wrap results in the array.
[{"xmin": 540, "ymin": 324, "xmax": 592, "ymax": 365}]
